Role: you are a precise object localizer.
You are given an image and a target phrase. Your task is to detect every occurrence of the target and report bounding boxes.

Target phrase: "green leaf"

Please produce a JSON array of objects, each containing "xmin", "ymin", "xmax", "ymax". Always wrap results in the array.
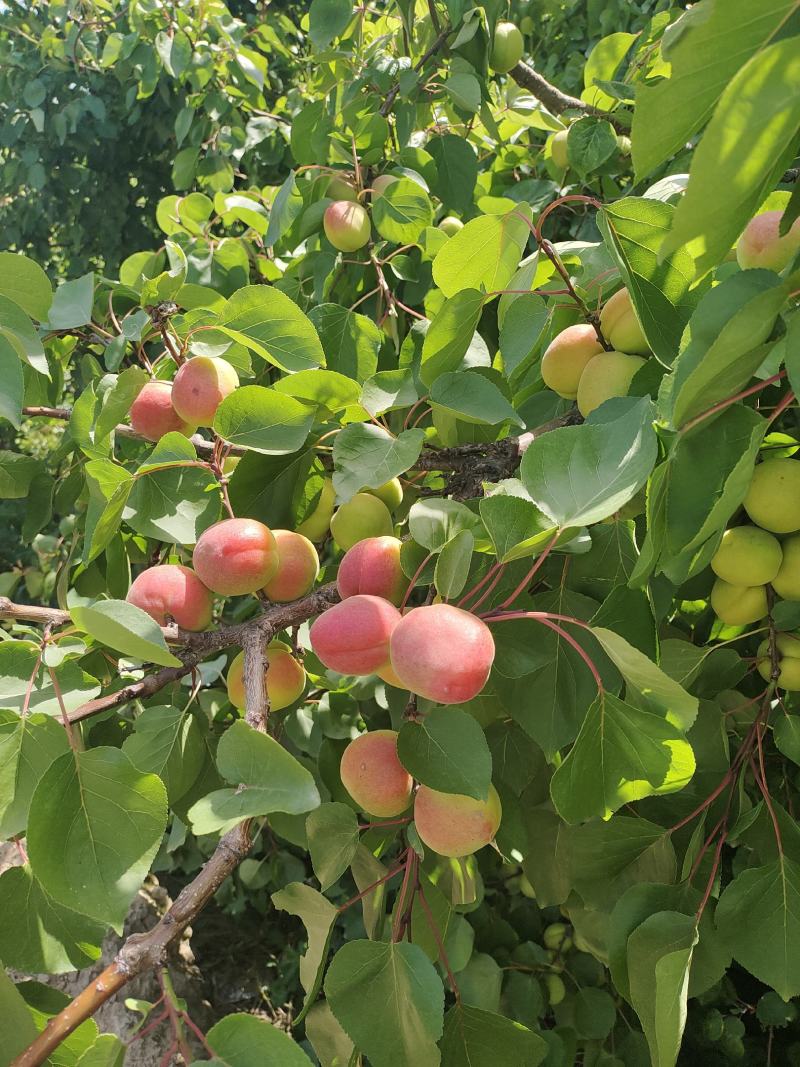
[
  {"xmin": 0, "ymin": 294, "xmax": 49, "ymax": 377},
  {"xmin": 325, "ymin": 940, "xmax": 444, "ymax": 1067},
  {"xmin": 430, "ymin": 371, "xmax": 524, "ymax": 427},
  {"xmin": 397, "ymin": 707, "xmax": 492, "ymax": 800},
  {"xmin": 216, "ymin": 285, "xmax": 325, "ymax": 372},
  {"xmin": 26, "ymin": 747, "xmax": 167, "ymax": 930},
  {"xmin": 0, "ymin": 252, "xmax": 52, "ymax": 320},
  {"xmin": 373, "ymin": 179, "xmax": 434, "ymax": 244},
  {"xmin": 440, "ymin": 1003, "xmax": 547, "ymax": 1066},
  {"xmin": 661, "ymin": 38, "xmax": 800, "ymax": 277},
  {"xmin": 631, "ymin": 0, "xmax": 797, "ymax": 179},
  {"xmin": 0, "ymin": 711, "xmax": 71, "ymax": 838},
  {"xmin": 0, "ymin": 644, "xmax": 100, "ymax": 717},
  {"xmin": 207, "ymin": 1013, "xmax": 314, "ymax": 1066},
  {"xmin": 434, "ymin": 530, "xmax": 474, "ymax": 598},
  {"xmin": 228, "ymin": 448, "xmax": 317, "ymax": 529},
  {"xmin": 271, "ymin": 882, "xmax": 337, "ymax": 1018},
  {"xmin": 309, "ymin": 0, "xmax": 353, "ymax": 48},
  {"xmin": 521, "ymin": 808, "xmax": 571, "ymax": 906},
  {"xmin": 479, "ymin": 494, "xmax": 557, "ymax": 562},
  {"xmin": 305, "ymin": 1001, "xmax": 355, "ymax": 1067},
  {"xmin": 122, "ymin": 706, "xmax": 206, "ymax": 805},
  {"xmin": 569, "ymin": 816, "xmax": 677, "ymax": 911},
  {"xmin": 590, "ymin": 627, "xmax": 698, "ymax": 730},
  {"xmin": 550, "ymin": 691, "xmax": 695, "ymax": 823},
  {"xmin": 188, "ymin": 720, "xmax": 320, "ymax": 834},
  {"xmin": 598, "ymin": 197, "xmax": 706, "ymax": 366},
  {"xmin": 420, "ymin": 289, "xmax": 486, "ymax": 388},
  {"xmin": 774, "ymin": 715, "xmax": 800, "ymax": 765},
  {"xmin": 0, "ymin": 865, "xmax": 105, "ymax": 973},
  {"xmin": 273, "ymin": 368, "xmax": 361, "ymax": 415},
  {"xmin": 75, "ymin": 1034, "xmax": 126, "ymax": 1067},
  {"xmin": 94, "ymin": 366, "xmax": 148, "ymax": 441},
  {"xmin": 574, "ymin": 988, "xmax": 617, "ymax": 1040},
  {"xmin": 70, "ymin": 600, "xmax": 182, "ymax": 668},
  {"xmin": 432, "ymin": 208, "xmax": 531, "ymax": 298},
  {"xmin": 628, "ymin": 911, "xmax": 697, "ymax": 1067},
  {"xmin": 46, "ymin": 273, "xmax": 95, "ymax": 330},
  {"xmin": 520, "ymin": 397, "xmax": 657, "ymax": 527},
  {"xmin": 83, "ymin": 462, "xmax": 133, "ymax": 564},
  {"xmin": 567, "ymin": 117, "xmax": 618, "ymax": 173},
  {"xmin": 429, "ymin": 134, "xmax": 478, "ymax": 215},
  {"xmin": 309, "ymin": 303, "xmax": 382, "ymax": 382},
  {"xmin": 266, "ymin": 171, "xmax": 304, "ymax": 248},
  {"xmin": 361, "ymin": 369, "xmax": 419, "ymax": 416},
  {"xmin": 306, "ymin": 802, "xmax": 360, "ymax": 890},
  {"xmin": 408, "ymin": 498, "xmax": 483, "ymax": 550},
  {"xmin": 0, "ymin": 334, "xmax": 23, "ymax": 428},
  {"xmin": 332, "ymin": 424, "xmax": 424, "ymax": 501},
  {"xmin": 716, "ymin": 859, "xmax": 800, "ymax": 1000},
  {"xmin": 0, "ymin": 969, "xmax": 38, "ymax": 1064},
  {"xmin": 213, "ymin": 385, "xmax": 315, "ymax": 454},
  {"xmin": 140, "ymin": 242, "xmax": 187, "ymax": 305}
]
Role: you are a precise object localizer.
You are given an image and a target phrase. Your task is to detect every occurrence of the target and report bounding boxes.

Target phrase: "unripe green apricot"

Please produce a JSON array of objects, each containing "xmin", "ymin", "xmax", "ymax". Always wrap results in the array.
[
  {"xmin": 710, "ymin": 578, "xmax": 767, "ymax": 626},
  {"xmin": 757, "ymin": 632, "xmax": 800, "ymax": 689},
  {"xmin": 548, "ymin": 129, "xmax": 569, "ymax": 170},
  {"xmin": 330, "ymin": 493, "xmax": 393, "ymax": 551},
  {"xmin": 599, "ymin": 288, "xmax": 649, "ymax": 356},
  {"xmin": 324, "ymin": 201, "xmax": 371, "ymax": 252},
  {"xmin": 744, "ymin": 459, "xmax": 800, "ymax": 534},
  {"xmin": 710, "ymin": 526, "xmax": 782, "ymax": 586},
  {"xmin": 365, "ymin": 477, "xmax": 403, "ymax": 512},
  {"xmin": 438, "ymin": 216, "xmax": 464, "ymax": 236},
  {"xmin": 541, "ymin": 324, "xmax": 603, "ymax": 399},
  {"xmin": 519, "ymin": 873, "xmax": 536, "ymax": 898},
  {"xmin": 489, "ymin": 21, "xmax": 524, "ymax": 73},
  {"xmin": 520, "ymin": 15, "xmax": 534, "ymax": 33},
  {"xmin": 576, "ymin": 351, "xmax": 647, "ymax": 417},
  {"xmin": 296, "ymin": 478, "xmax": 336, "ymax": 542},
  {"xmin": 543, "ymin": 923, "xmax": 573, "ymax": 952},
  {"xmin": 773, "ymin": 534, "xmax": 800, "ymax": 600},
  {"xmin": 326, "ymin": 174, "xmax": 358, "ymax": 201},
  {"xmin": 372, "ymin": 174, "xmax": 398, "ymax": 199},
  {"xmin": 545, "ymin": 974, "xmax": 566, "ymax": 1005}
]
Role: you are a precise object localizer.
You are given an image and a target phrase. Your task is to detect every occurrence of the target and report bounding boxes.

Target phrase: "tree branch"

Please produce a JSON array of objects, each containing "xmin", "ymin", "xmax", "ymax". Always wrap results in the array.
[{"xmin": 509, "ymin": 60, "xmax": 628, "ymax": 131}]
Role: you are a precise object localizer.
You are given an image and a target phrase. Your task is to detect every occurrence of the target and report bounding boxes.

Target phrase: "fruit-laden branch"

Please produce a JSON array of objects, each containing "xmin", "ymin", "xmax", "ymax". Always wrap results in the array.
[
  {"xmin": 509, "ymin": 60, "xmax": 627, "ymax": 131},
  {"xmin": 11, "ymin": 604, "xmax": 275, "ymax": 1067}
]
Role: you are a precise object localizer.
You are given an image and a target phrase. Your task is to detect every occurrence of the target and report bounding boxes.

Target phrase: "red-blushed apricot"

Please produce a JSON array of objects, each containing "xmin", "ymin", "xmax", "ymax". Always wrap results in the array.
[
  {"xmin": 389, "ymin": 604, "xmax": 495, "ymax": 704},
  {"xmin": 576, "ymin": 350, "xmax": 647, "ymax": 417},
  {"xmin": 130, "ymin": 381, "xmax": 195, "ymax": 442},
  {"xmin": 126, "ymin": 564, "xmax": 213, "ymax": 631},
  {"xmin": 330, "ymin": 493, "xmax": 393, "ymax": 551},
  {"xmin": 227, "ymin": 640, "xmax": 306, "ymax": 711},
  {"xmin": 171, "ymin": 355, "xmax": 239, "ymax": 426},
  {"xmin": 310, "ymin": 594, "xmax": 401, "ymax": 676},
  {"xmin": 324, "ymin": 201, "xmax": 371, "ymax": 252},
  {"xmin": 541, "ymin": 324, "xmax": 603, "ymax": 399},
  {"xmin": 599, "ymin": 288, "xmax": 649, "ymax": 356},
  {"xmin": 438, "ymin": 216, "xmax": 464, "ymax": 236},
  {"xmin": 339, "ymin": 730, "xmax": 413, "ymax": 816},
  {"xmin": 414, "ymin": 784, "xmax": 502, "ymax": 857},
  {"xmin": 192, "ymin": 518, "xmax": 279, "ymax": 596},
  {"xmin": 337, "ymin": 536, "xmax": 405, "ymax": 606},
  {"xmin": 736, "ymin": 210, "xmax": 800, "ymax": 275},
  {"xmin": 263, "ymin": 530, "xmax": 320, "ymax": 602},
  {"xmin": 296, "ymin": 478, "xmax": 336, "ymax": 541},
  {"xmin": 372, "ymin": 174, "xmax": 398, "ymax": 199}
]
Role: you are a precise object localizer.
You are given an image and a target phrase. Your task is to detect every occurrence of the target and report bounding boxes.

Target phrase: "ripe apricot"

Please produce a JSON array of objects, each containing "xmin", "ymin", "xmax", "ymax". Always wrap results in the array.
[
  {"xmin": 710, "ymin": 526, "xmax": 782, "ymax": 587},
  {"xmin": 310, "ymin": 594, "xmax": 401, "ymax": 675},
  {"xmin": 736, "ymin": 210, "xmax": 800, "ymax": 276},
  {"xmin": 171, "ymin": 355, "xmax": 239, "ymax": 426},
  {"xmin": 227, "ymin": 640, "xmax": 306, "ymax": 711},
  {"xmin": 389, "ymin": 604, "xmax": 495, "ymax": 704},
  {"xmin": 599, "ymin": 288, "xmax": 649, "ymax": 356},
  {"xmin": 339, "ymin": 730, "xmax": 413, "ymax": 816},
  {"xmin": 414, "ymin": 784, "xmax": 502, "ymax": 857},
  {"xmin": 130, "ymin": 381, "xmax": 194, "ymax": 442},
  {"xmin": 710, "ymin": 578, "xmax": 767, "ymax": 626},
  {"xmin": 489, "ymin": 22, "xmax": 524, "ymax": 74},
  {"xmin": 296, "ymin": 478, "xmax": 336, "ymax": 542},
  {"xmin": 337, "ymin": 536, "xmax": 405, "ymax": 606},
  {"xmin": 744, "ymin": 459, "xmax": 800, "ymax": 533},
  {"xmin": 193, "ymin": 517, "xmax": 278, "ymax": 596},
  {"xmin": 576, "ymin": 350, "xmax": 647, "ymax": 417},
  {"xmin": 330, "ymin": 492, "xmax": 393, "ymax": 551},
  {"xmin": 263, "ymin": 530, "xmax": 320, "ymax": 602},
  {"xmin": 541, "ymin": 324, "xmax": 603, "ymax": 399},
  {"xmin": 126, "ymin": 564, "xmax": 213, "ymax": 631},
  {"xmin": 324, "ymin": 201, "xmax": 371, "ymax": 252}
]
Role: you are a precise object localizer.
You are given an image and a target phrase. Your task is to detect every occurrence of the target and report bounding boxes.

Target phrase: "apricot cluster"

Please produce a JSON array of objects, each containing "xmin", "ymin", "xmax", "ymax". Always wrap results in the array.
[
  {"xmin": 541, "ymin": 287, "xmax": 650, "ymax": 416},
  {"xmin": 298, "ymin": 477, "xmax": 403, "ymax": 548},
  {"xmin": 130, "ymin": 356, "xmax": 239, "ymax": 441},
  {"xmin": 709, "ymin": 458, "xmax": 800, "ymax": 689},
  {"xmin": 338, "ymin": 729, "xmax": 502, "ymax": 857}
]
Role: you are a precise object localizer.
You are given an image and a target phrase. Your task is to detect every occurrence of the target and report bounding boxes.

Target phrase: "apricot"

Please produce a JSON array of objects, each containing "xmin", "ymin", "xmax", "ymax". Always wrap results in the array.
[
  {"xmin": 489, "ymin": 21, "xmax": 524, "ymax": 74},
  {"xmin": 171, "ymin": 355, "xmax": 239, "ymax": 426},
  {"xmin": 330, "ymin": 492, "xmax": 393, "ymax": 551},
  {"xmin": 372, "ymin": 174, "xmax": 398, "ymax": 199},
  {"xmin": 439, "ymin": 216, "xmax": 464, "ymax": 236},
  {"xmin": 326, "ymin": 174, "xmax": 357, "ymax": 201},
  {"xmin": 263, "ymin": 530, "xmax": 320, "ymax": 602},
  {"xmin": 130, "ymin": 381, "xmax": 194, "ymax": 442},
  {"xmin": 710, "ymin": 578, "xmax": 767, "ymax": 626},
  {"xmin": 710, "ymin": 526, "xmax": 782, "ymax": 586},
  {"xmin": 757, "ymin": 632, "xmax": 800, "ymax": 689},
  {"xmin": 541, "ymin": 324, "xmax": 603, "ymax": 399},
  {"xmin": 744, "ymin": 459, "xmax": 800, "ymax": 533},
  {"xmin": 389, "ymin": 604, "xmax": 495, "ymax": 704},
  {"xmin": 736, "ymin": 210, "xmax": 800, "ymax": 275},
  {"xmin": 192, "ymin": 517, "xmax": 278, "ymax": 596},
  {"xmin": 546, "ymin": 974, "xmax": 566, "ymax": 1005},
  {"xmin": 772, "ymin": 534, "xmax": 800, "ymax": 600},
  {"xmin": 548, "ymin": 129, "xmax": 569, "ymax": 170},
  {"xmin": 337, "ymin": 536, "xmax": 405, "ymax": 606},
  {"xmin": 227, "ymin": 640, "xmax": 306, "ymax": 711},
  {"xmin": 310, "ymin": 594, "xmax": 401, "ymax": 675},
  {"xmin": 576, "ymin": 350, "xmax": 647, "ymax": 417},
  {"xmin": 324, "ymin": 201, "xmax": 371, "ymax": 252},
  {"xmin": 296, "ymin": 478, "xmax": 336, "ymax": 542},
  {"xmin": 599, "ymin": 288, "xmax": 649, "ymax": 356},
  {"xmin": 126, "ymin": 564, "xmax": 213, "ymax": 631},
  {"xmin": 413, "ymin": 784, "xmax": 502, "ymax": 857},
  {"xmin": 339, "ymin": 729, "xmax": 413, "ymax": 816},
  {"xmin": 365, "ymin": 477, "xmax": 403, "ymax": 512}
]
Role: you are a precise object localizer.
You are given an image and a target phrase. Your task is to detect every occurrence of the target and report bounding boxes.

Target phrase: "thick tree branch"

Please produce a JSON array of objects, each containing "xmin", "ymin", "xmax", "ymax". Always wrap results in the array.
[{"xmin": 509, "ymin": 60, "xmax": 628, "ymax": 131}]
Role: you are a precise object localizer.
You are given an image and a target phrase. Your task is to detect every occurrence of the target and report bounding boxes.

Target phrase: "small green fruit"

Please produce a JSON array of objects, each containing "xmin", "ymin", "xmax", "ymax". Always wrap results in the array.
[
  {"xmin": 438, "ymin": 215, "xmax": 464, "ymax": 236},
  {"xmin": 330, "ymin": 493, "xmax": 394, "ymax": 551},
  {"xmin": 489, "ymin": 21, "xmax": 524, "ymax": 74},
  {"xmin": 545, "ymin": 974, "xmax": 566, "ymax": 1005},
  {"xmin": 710, "ymin": 526, "xmax": 782, "ymax": 587},
  {"xmin": 548, "ymin": 129, "xmax": 569, "ymax": 170}
]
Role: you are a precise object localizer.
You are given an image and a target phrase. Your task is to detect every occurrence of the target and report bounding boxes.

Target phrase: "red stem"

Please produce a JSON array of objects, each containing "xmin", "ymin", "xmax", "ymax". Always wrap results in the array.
[
  {"xmin": 493, "ymin": 533, "xmax": 559, "ymax": 611},
  {"xmin": 401, "ymin": 552, "xmax": 434, "ymax": 610}
]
